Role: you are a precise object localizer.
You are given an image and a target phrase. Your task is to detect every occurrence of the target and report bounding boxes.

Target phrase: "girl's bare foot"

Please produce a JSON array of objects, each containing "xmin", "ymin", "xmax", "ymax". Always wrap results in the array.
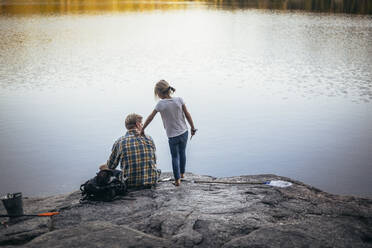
[{"xmin": 174, "ymin": 179, "xmax": 181, "ymax": 186}]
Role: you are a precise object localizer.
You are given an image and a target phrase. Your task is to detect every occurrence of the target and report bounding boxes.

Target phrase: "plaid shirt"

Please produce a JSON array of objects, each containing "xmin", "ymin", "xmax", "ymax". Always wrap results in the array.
[{"xmin": 107, "ymin": 129, "xmax": 160, "ymax": 187}]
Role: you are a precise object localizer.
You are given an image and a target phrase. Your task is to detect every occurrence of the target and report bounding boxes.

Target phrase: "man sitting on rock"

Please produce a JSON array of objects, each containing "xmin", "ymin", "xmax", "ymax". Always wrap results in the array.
[{"xmin": 99, "ymin": 113, "xmax": 161, "ymax": 188}]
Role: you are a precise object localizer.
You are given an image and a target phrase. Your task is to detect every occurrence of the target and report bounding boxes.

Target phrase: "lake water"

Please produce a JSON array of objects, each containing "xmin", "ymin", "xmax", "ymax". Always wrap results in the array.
[{"xmin": 0, "ymin": 0, "xmax": 371, "ymax": 197}]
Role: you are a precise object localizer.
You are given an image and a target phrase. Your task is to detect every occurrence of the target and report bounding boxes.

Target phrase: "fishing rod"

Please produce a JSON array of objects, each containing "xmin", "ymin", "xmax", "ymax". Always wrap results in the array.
[
  {"xmin": 0, "ymin": 212, "xmax": 59, "ymax": 218},
  {"xmin": 190, "ymin": 129, "xmax": 198, "ymax": 140}
]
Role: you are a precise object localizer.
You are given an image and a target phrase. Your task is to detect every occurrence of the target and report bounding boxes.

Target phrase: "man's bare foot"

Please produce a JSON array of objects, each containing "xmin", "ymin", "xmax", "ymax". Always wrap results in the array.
[{"xmin": 181, "ymin": 174, "xmax": 184, "ymax": 179}]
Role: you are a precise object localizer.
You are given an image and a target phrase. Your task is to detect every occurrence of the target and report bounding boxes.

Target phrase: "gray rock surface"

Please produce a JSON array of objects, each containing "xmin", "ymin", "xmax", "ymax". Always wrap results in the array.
[{"xmin": 1, "ymin": 173, "xmax": 372, "ymax": 247}]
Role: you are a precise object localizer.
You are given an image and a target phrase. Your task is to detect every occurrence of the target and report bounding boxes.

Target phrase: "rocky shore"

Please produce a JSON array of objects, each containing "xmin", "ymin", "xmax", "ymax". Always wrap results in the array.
[{"xmin": 1, "ymin": 173, "xmax": 372, "ymax": 247}]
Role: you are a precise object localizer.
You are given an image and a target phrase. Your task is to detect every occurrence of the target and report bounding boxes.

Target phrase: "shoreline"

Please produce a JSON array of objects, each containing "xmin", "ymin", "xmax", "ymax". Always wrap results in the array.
[
  {"xmin": 7, "ymin": 172, "xmax": 372, "ymax": 199},
  {"xmin": 1, "ymin": 172, "xmax": 372, "ymax": 247}
]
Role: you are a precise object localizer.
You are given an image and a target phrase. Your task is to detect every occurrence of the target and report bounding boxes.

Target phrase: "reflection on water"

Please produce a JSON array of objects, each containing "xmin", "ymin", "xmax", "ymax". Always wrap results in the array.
[
  {"xmin": 0, "ymin": 0, "xmax": 371, "ymax": 15},
  {"xmin": 0, "ymin": 0, "xmax": 192, "ymax": 15},
  {"xmin": 0, "ymin": 1, "xmax": 371, "ymax": 197},
  {"xmin": 219, "ymin": 0, "xmax": 372, "ymax": 14}
]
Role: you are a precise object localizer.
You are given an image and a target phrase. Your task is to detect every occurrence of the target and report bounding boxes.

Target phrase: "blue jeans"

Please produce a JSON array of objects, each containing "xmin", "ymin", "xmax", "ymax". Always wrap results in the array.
[{"xmin": 168, "ymin": 131, "xmax": 188, "ymax": 180}]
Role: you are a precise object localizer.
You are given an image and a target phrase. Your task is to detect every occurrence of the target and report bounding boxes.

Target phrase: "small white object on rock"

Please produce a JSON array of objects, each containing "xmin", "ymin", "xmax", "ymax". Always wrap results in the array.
[{"xmin": 265, "ymin": 180, "xmax": 292, "ymax": 188}]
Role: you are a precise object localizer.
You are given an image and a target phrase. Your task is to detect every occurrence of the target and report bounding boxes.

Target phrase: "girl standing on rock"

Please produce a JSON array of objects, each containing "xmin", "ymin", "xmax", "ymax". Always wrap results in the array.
[{"xmin": 141, "ymin": 80, "xmax": 197, "ymax": 186}]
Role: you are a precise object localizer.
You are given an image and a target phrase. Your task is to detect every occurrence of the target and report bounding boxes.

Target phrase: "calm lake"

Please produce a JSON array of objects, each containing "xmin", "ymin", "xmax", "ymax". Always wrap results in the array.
[{"xmin": 0, "ymin": 0, "xmax": 371, "ymax": 197}]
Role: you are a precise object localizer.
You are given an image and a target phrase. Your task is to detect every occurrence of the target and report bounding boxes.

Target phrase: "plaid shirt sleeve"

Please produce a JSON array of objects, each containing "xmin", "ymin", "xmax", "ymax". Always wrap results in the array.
[
  {"xmin": 107, "ymin": 138, "xmax": 122, "ymax": 170},
  {"xmin": 143, "ymin": 135, "xmax": 157, "ymax": 164}
]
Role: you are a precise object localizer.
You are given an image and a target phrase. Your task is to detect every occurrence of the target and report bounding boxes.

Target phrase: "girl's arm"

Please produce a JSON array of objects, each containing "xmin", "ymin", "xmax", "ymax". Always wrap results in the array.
[
  {"xmin": 141, "ymin": 109, "xmax": 158, "ymax": 135},
  {"xmin": 182, "ymin": 104, "xmax": 197, "ymax": 136}
]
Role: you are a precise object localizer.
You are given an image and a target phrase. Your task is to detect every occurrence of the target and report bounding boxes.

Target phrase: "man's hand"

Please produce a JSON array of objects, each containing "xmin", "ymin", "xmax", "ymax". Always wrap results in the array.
[
  {"xmin": 140, "ymin": 128, "xmax": 145, "ymax": 136},
  {"xmin": 99, "ymin": 164, "xmax": 109, "ymax": 170}
]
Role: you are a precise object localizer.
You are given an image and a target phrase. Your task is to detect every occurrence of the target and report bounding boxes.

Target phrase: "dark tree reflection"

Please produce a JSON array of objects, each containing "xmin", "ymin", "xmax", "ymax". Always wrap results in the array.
[
  {"xmin": 0, "ymin": 0, "xmax": 371, "ymax": 15},
  {"xmin": 215, "ymin": 0, "xmax": 372, "ymax": 14}
]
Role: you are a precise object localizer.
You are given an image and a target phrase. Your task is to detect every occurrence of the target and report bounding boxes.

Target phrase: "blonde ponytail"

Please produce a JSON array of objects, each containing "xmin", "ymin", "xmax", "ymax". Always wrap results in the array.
[{"xmin": 154, "ymin": 80, "xmax": 176, "ymax": 99}]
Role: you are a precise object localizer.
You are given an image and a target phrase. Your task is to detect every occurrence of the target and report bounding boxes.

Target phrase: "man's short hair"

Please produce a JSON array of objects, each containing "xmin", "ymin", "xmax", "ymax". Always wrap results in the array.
[{"xmin": 125, "ymin": 113, "xmax": 143, "ymax": 130}]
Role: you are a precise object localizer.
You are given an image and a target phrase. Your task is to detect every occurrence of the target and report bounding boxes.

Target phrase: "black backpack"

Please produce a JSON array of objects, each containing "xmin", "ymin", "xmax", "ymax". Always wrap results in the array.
[{"xmin": 80, "ymin": 170, "xmax": 127, "ymax": 202}]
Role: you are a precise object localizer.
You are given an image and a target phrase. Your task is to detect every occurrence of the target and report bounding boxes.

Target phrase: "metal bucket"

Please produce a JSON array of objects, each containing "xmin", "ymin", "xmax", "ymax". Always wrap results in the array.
[{"xmin": 2, "ymin": 192, "xmax": 23, "ymax": 217}]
